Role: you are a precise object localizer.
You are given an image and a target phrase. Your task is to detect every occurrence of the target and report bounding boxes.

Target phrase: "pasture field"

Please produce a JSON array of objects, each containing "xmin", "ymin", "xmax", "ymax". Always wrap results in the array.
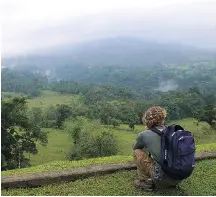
[
  {"xmin": 1, "ymin": 91, "xmax": 79, "ymax": 109},
  {"xmin": 2, "ymin": 91, "xmax": 216, "ymax": 167},
  {"xmin": 26, "ymin": 91, "xmax": 78, "ymax": 109},
  {"xmin": 27, "ymin": 119, "xmax": 216, "ymax": 166},
  {"xmin": 3, "ymin": 159, "xmax": 216, "ymax": 196},
  {"xmin": 24, "ymin": 118, "xmax": 216, "ymax": 166},
  {"xmin": 2, "ymin": 91, "xmax": 216, "ymax": 196},
  {"xmin": 1, "ymin": 92, "xmax": 26, "ymax": 98},
  {"xmin": 25, "ymin": 128, "xmax": 72, "ymax": 166}
]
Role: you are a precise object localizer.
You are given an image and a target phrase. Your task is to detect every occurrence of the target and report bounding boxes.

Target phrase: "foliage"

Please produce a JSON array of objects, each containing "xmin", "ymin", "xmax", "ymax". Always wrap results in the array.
[
  {"xmin": 23, "ymin": 128, "xmax": 72, "ymax": 166},
  {"xmin": 1, "ymin": 97, "xmax": 48, "ymax": 170},
  {"xmin": 56, "ymin": 104, "xmax": 73, "ymax": 128},
  {"xmin": 28, "ymin": 107, "xmax": 44, "ymax": 127},
  {"xmin": 110, "ymin": 118, "xmax": 122, "ymax": 128},
  {"xmin": 129, "ymin": 122, "xmax": 135, "ymax": 130},
  {"xmin": 29, "ymin": 103, "xmax": 73, "ymax": 129},
  {"xmin": 64, "ymin": 117, "xmax": 118, "ymax": 160},
  {"xmin": 2, "ymin": 62, "xmax": 216, "ymax": 125},
  {"xmin": 195, "ymin": 105, "xmax": 216, "ymax": 129},
  {"xmin": 1, "ymin": 68, "xmax": 48, "ymax": 98},
  {"xmin": 2, "ymin": 62, "xmax": 216, "ymax": 170}
]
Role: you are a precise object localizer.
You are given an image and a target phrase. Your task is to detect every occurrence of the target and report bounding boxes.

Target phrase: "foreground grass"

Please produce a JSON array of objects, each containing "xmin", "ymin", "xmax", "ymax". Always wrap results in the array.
[
  {"xmin": 2, "ymin": 143, "xmax": 216, "ymax": 177},
  {"xmin": 2, "ymin": 156, "xmax": 132, "ymax": 176},
  {"xmin": 2, "ymin": 159, "xmax": 216, "ymax": 196}
]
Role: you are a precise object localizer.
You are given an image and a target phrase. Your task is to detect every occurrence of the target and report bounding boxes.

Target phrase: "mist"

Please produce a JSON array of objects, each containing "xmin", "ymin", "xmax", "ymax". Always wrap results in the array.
[{"xmin": 1, "ymin": 0, "xmax": 216, "ymax": 57}]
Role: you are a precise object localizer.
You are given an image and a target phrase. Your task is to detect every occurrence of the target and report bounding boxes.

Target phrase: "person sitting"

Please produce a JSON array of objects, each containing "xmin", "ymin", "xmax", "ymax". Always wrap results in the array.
[{"xmin": 133, "ymin": 106, "xmax": 181, "ymax": 191}]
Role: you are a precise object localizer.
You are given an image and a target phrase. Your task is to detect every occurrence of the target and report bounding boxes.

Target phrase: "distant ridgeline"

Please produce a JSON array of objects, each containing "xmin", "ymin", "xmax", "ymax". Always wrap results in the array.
[
  {"xmin": 2, "ymin": 61, "xmax": 216, "ymax": 97},
  {"xmin": 1, "ymin": 62, "xmax": 216, "ymax": 123}
]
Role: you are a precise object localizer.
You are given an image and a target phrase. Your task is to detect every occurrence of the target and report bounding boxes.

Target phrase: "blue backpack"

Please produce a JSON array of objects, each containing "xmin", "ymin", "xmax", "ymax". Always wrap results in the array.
[{"xmin": 151, "ymin": 125, "xmax": 195, "ymax": 180}]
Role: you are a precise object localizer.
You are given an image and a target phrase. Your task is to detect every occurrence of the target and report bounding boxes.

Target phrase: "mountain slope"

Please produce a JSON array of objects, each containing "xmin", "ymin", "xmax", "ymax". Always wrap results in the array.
[{"xmin": 3, "ymin": 37, "xmax": 215, "ymax": 69}]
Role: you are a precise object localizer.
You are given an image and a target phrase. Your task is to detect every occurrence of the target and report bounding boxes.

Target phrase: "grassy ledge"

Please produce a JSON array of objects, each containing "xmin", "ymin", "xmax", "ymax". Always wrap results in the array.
[
  {"xmin": 2, "ymin": 159, "xmax": 216, "ymax": 196},
  {"xmin": 1, "ymin": 156, "xmax": 133, "ymax": 176},
  {"xmin": 2, "ymin": 143, "xmax": 216, "ymax": 177}
]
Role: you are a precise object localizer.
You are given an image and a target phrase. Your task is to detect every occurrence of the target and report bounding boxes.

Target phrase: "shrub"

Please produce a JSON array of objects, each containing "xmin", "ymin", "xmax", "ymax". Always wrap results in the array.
[{"xmin": 64, "ymin": 117, "xmax": 118, "ymax": 160}]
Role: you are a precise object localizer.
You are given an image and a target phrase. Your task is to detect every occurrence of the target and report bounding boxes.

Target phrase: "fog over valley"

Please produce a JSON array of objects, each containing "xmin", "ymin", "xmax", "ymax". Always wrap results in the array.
[
  {"xmin": 2, "ymin": 0, "xmax": 216, "ymax": 57},
  {"xmin": 1, "ymin": 0, "xmax": 216, "ymax": 92}
]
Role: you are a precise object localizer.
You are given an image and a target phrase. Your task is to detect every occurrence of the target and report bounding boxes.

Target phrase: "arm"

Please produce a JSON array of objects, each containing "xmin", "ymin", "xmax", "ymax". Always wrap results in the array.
[{"xmin": 133, "ymin": 133, "xmax": 145, "ymax": 150}]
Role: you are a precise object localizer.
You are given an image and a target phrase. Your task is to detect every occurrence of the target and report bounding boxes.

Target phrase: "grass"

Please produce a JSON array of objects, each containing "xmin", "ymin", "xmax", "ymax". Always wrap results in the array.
[
  {"xmin": 1, "ymin": 92, "xmax": 26, "ymax": 98},
  {"xmin": 118, "ymin": 118, "xmax": 216, "ymax": 144},
  {"xmin": 19, "ymin": 118, "xmax": 216, "ymax": 166},
  {"xmin": 27, "ymin": 91, "xmax": 78, "ymax": 109},
  {"xmin": 2, "ymin": 159, "xmax": 216, "ymax": 196},
  {"xmin": 1, "ymin": 156, "xmax": 133, "ymax": 176},
  {"xmin": 2, "ymin": 90, "xmax": 79, "ymax": 110},
  {"xmin": 2, "ymin": 143, "xmax": 216, "ymax": 177},
  {"xmin": 169, "ymin": 118, "xmax": 216, "ymax": 144},
  {"xmin": 2, "ymin": 91, "xmax": 216, "ymax": 177},
  {"xmin": 196, "ymin": 143, "xmax": 216, "ymax": 153},
  {"xmin": 25, "ymin": 128, "xmax": 72, "ymax": 166},
  {"xmin": 118, "ymin": 124, "xmax": 143, "ymax": 133},
  {"xmin": 112, "ymin": 129, "xmax": 137, "ymax": 155}
]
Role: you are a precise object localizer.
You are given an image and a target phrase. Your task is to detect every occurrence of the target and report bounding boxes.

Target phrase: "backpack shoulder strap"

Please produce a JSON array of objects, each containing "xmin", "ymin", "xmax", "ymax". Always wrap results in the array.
[{"xmin": 151, "ymin": 127, "xmax": 163, "ymax": 136}]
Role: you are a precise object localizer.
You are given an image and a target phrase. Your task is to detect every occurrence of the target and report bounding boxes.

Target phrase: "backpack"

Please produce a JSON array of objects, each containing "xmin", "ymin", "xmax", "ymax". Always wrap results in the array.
[{"xmin": 151, "ymin": 124, "xmax": 195, "ymax": 180}]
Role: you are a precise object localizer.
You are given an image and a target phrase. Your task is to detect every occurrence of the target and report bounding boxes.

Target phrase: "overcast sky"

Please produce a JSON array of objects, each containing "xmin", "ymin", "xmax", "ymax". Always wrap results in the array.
[{"xmin": 1, "ymin": 0, "xmax": 216, "ymax": 57}]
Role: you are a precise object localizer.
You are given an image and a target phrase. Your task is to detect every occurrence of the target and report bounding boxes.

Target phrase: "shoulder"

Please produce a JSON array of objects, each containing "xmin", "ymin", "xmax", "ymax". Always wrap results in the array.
[{"xmin": 137, "ymin": 130, "xmax": 152, "ymax": 137}]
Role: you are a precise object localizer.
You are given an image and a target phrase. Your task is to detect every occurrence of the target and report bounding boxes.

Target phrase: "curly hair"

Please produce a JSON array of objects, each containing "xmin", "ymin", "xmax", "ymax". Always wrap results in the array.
[{"xmin": 142, "ymin": 106, "xmax": 167, "ymax": 129}]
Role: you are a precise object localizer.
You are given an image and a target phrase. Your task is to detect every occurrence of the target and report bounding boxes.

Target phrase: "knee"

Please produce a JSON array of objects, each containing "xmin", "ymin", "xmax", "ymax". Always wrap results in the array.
[{"xmin": 134, "ymin": 149, "xmax": 146, "ymax": 158}]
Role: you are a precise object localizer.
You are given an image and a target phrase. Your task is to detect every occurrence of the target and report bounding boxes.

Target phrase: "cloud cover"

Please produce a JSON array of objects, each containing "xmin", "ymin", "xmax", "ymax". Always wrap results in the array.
[{"xmin": 1, "ymin": 0, "xmax": 216, "ymax": 56}]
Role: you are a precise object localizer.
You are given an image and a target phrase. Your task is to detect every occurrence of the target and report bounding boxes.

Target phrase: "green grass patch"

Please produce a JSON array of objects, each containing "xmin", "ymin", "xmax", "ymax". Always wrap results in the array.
[
  {"xmin": 118, "ymin": 118, "xmax": 216, "ymax": 145},
  {"xmin": 16, "ymin": 117, "xmax": 216, "ymax": 167},
  {"xmin": 118, "ymin": 124, "xmax": 143, "ymax": 132},
  {"xmin": 2, "ymin": 159, "xmax": 216, "ymax": 196},
  {"xmin": 26, "ymin": 128, "xmax": 72, "ymax": 166},
  {"xmin": 169, "ymin": 118, "xmax": 210, "ymax": 131},
  {"xmin": 25, "ymin": 117, "xmax": 216, "ymax": 166},
  {"xmin": 1, "ymin": 92, "xmax": 26, "ymax": 98},
  {"xmin": 169, "ymin": 118, "xmax": 216, "ymax": 144},
  {"xmin": 196, "ymin": 143, "xmax": 216, "ymax": 153},
  {"xmin": 2, "ymin": 90, "xmax": 80, "ymax": 110},
  {"xmin": 112, "ymin": 129, "xmax": 137, "ymax": 155},
  {"xmin": 1, "ymin": 156, "xmax": 132, "ymax": 176},
  {"xmin": 27, "ymin": 91, "xmax": 79, "ymax": 109}
]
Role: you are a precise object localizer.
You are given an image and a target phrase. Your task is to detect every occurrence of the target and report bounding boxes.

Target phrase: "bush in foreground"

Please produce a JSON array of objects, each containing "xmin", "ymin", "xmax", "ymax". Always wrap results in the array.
[{"xmin": 64, "ymin": 117, "xmax": 118, "ymax": 160}]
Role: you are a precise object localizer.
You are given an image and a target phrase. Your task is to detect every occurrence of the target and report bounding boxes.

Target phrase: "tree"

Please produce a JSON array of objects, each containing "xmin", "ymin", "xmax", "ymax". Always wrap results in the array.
[
  {"xmin": 64, "ymin": 117, "xmax": 118, "ymax": 160},
  {"xmin": 44, "ymin": 105, "xmax": 58, "ymax": 128},
  {"xmin": 1, "ymin": 97, "xmax": 48, "ymax": 170},
  {"xmin": 1, "ymin": 68, "xmax": 48, "ymax": 98},
  {"xmin": 56, "ymin": 104, "xmax": 73, "ymax": 128},
  {"xmin": 195, "ymin": 105, "xmax": 216, "ymax": 129},
  {"xmin": 28, "ymin": 107, "xmax": 44, "ymax": 127},
  {"xmin": 110, "ymin": 118, "xmax": 121, "ymax": 128},
  {"xmin": 129, "ymin": 122, "xmax": 135, "ymax": 130}
]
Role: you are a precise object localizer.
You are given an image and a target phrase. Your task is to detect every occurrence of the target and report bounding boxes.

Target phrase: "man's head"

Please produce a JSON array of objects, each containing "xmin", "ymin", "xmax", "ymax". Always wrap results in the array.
[{"xmin": 143, "ymin": 106, "xmax": 167, "ymax": 129}]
